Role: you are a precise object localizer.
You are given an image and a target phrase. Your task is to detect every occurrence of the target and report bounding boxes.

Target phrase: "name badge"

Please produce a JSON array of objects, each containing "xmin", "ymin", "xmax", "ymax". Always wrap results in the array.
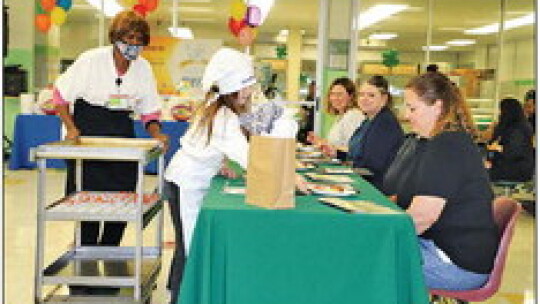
[{"xmin": 107, "ymin": 94, "xmax": 132, "ymax": 111}]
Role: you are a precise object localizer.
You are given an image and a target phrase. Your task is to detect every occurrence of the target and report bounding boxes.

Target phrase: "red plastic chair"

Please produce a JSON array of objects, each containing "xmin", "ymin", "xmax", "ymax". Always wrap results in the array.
[{"xmin": 430, "ymin": 197, "xmax": 522, "ymax": 304}]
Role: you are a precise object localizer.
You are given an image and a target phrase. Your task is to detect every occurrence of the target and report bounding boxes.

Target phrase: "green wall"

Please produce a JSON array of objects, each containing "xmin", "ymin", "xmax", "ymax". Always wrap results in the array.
[
  {"xmin": 3, "ymin": 97, "xmax": 20, "ymax": 142},
  {"xmin": 5, "ymin": 48, "xmax": 34, "ymax": 93}
]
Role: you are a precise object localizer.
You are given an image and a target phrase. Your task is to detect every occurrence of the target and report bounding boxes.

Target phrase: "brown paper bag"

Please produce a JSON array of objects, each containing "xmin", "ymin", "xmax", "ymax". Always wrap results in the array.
[{"xmin": 246, "ymin": 135, "xmax": 296, "ymax": 209}]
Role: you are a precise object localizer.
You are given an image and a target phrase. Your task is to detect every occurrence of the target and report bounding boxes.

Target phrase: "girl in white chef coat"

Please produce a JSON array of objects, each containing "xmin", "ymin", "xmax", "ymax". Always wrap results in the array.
[{"xmin": 165, "ymin": 47, "xmax": 256, "ymax": 252}]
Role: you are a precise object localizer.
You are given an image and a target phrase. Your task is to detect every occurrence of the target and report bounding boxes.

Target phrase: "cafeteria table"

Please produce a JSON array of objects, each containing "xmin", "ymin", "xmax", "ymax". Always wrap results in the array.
[
  {"xmin": 8, "ymin": 114, "xmax": 189, "ymax": 173},
  {"xmin": 177, "ymin": 173, "xmax": 429, "ymax": 304}
]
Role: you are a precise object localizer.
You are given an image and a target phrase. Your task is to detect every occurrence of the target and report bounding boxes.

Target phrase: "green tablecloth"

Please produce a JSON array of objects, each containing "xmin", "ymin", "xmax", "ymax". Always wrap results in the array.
[{"xmin": 178, "ymin": 173, "xmax": 429, "ymax": 304}]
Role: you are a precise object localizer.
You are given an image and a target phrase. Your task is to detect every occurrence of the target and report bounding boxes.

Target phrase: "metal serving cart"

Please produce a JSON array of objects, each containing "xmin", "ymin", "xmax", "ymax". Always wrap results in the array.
[{"xmin": 32, "ymin": 137, "xmax": 165, "ymax": 304}]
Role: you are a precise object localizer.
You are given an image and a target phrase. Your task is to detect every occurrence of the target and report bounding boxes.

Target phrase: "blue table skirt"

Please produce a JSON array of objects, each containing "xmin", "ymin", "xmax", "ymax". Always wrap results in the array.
[{"xmin": 8, "ymin": 114, "xmax": 188, "ymax": 174}]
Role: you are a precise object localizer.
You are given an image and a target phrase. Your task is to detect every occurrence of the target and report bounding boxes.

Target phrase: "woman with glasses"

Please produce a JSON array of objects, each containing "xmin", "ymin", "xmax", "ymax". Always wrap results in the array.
[{"xmin": 308, "ymin": 77, "xmax": 365, "ymax": 156}]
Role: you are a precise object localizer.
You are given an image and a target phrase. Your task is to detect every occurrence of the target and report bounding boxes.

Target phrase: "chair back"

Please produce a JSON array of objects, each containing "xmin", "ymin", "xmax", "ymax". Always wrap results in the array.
[{"xmin": 430, "ymin": 196, "xmax": 521, "ymax": 302}]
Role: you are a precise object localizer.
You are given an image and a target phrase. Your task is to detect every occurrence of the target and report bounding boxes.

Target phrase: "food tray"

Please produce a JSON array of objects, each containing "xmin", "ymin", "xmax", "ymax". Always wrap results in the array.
[
  {"xmin": 305, "ymin": 173, "xmax": 354, "ymax": 183},
  {"xmin": 308, "ymin": 183, "xmax": 356, "ymax": 196},
  {"xmin": 33, "ymin": 137, "xmax": 163, "ymax": 161},
  {"xmin": 45, "ymin": 192, "xmax": 161, "ymax": 221}
]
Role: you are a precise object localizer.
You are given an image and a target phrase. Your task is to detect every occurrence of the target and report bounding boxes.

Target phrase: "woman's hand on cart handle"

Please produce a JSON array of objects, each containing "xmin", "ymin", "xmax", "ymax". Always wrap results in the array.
[
  {"xmin": 65, "ymin": 127, "xmax": 81, "ymax": 144},
  {"xmin": 153, "ymin": 133, "xmax": 169, "ymax": 152}
]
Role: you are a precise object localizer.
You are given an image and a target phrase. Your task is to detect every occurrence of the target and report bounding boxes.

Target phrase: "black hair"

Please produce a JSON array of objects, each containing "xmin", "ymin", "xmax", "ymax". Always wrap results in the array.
[
  {"xmin": 426, "ymin": 64, "xmax": 439, "ymax": 73},
  {"xmin": 493, "ymin": 97, "xmax": 532, "ymax": 140}
]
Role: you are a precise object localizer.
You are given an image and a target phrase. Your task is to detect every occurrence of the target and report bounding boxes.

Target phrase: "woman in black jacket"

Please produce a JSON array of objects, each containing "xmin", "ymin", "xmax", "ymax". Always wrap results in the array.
[
  {"xmin": 348, "ymin": 75, "xmax": 404, "ymax": 192},
  {"xmin": 488, "ymin": 97, "xmax": 535, "ymax": 182}
]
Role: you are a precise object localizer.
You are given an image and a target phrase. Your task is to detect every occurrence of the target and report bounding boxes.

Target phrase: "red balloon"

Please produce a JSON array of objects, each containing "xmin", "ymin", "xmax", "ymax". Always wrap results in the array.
[
  {"xmin": 228, "ymin": 17, "xmax": 246, "ymax": 37},
  {"xmin": 133, "ymin": 4, "xmax": 148, "ymax": 17},
  {"xmin": 35, "ymin": 14, "xmax": 51, "ymax": 33},
  {"xmin": 139, "ymin": 0, "xmax": 158, "ymax": 12},
  {"xmin": 40, "ymin": 0, "xmax": 56, "ymax": 12}
]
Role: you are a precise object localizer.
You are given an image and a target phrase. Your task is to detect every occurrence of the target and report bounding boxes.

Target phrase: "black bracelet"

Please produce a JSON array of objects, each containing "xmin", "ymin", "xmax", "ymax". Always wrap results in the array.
[{"xmin": 145, "ymin": 119, "xmax": 162, "ymax": 131}]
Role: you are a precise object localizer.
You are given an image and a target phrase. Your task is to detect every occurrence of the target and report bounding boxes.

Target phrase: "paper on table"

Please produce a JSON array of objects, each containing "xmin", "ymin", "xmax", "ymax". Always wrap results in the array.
[{"xmin": 319, "ymin": 197, "xmax": 400, "ymax": 214}]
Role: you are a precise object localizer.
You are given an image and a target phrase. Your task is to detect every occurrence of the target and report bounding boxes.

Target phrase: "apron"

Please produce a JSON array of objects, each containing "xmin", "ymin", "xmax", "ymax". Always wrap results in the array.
[
  {"xmin": 65, "ymin": 99, "xmax": 137, "ymax": 246},
  {"xmin": 66, "ymin": 99, "xmax": 137, "ymax": 194}
]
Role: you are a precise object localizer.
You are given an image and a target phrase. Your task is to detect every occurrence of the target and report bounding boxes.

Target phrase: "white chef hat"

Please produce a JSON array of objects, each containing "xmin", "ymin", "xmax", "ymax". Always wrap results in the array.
[{"xmin": 201, "ymin": 47, "xmax": 257, "ymax": 100}]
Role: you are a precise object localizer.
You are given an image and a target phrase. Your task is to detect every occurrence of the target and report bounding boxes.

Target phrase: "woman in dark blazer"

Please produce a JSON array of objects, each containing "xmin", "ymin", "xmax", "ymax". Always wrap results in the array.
[{"xmin": 348, "ymin": 75, "xmax": 404, "ymax": 192}]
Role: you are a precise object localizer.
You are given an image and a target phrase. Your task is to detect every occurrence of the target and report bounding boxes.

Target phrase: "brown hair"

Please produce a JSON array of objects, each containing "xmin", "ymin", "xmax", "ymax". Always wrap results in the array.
[
  {"xmin": 109, "ymin": 10, "xmax": 150, "ymax": 46},
  {"xmin": 193, "ymin": 88, "xmax": 249, "ymax": 145},
  {"xmin": 364, "ymin": 75, "xmax": 393, "ymax": 108},
  {"xmin": 405, "ymin": 72, "xmax": 476, "ymax": 136},
  {"xmin": 326, "ymin": 77, "xmax": 357, "ymax": 115}
]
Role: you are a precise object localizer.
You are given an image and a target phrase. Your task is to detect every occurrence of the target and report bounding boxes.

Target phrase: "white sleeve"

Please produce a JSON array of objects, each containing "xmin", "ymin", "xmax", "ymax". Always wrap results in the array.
[
  {"xmin": 136, "ymin": 59, "xmax": 162, "ymax": 115},
  {"xmin": 54, "ymin": 52, "xmax": 91, "ymax": 103},
  {"xmin": 339, "ymin": 109, "xmax": 365, "ymax": 144},
  {"xmin": 210, "ymin": 109, "xmax": 249, "ymax": 169}
]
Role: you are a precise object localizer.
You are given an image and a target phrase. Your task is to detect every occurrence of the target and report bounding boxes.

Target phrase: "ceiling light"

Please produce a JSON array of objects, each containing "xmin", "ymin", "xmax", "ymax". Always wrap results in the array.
[
  {"xmin": 279, "ymin": 29, "xmax": 289, "ymax": 36},
  {"xmin": 168, "ymin": 27, "xmax": 194, "ymax": 39},
  {"xmin": 85, "ymin": 0, "xmax": 123, "ymax": 17},
  {"xmin": 422, "ymin": 45, "xmax": 448, "ymax": 51},
  {"xmin": 357, "ymin": 4, "xmax": 409, "ymax": 30},
  {"xmin": 446, "ymin": 39, "xmax": 476, "ymax": 46},
  {"xmin": 369, "ymin": 33, "xmax": 398, "ymax": 40},
  {"xmin": 465, "ymin": 13, "xmax": 534, "ymax": 35}
]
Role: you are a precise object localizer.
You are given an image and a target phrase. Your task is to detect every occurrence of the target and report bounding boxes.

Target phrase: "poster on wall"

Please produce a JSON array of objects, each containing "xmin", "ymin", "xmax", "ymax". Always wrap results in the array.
[{"xmin": 142, "ymin": 37, "xmax": 222, "ymax": 98}]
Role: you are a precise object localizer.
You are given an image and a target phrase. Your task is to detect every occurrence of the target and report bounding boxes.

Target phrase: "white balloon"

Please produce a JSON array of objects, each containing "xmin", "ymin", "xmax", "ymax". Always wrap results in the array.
[{"xmin": 246, "ymin": 0, "xmax": 274, "ymax": 25}]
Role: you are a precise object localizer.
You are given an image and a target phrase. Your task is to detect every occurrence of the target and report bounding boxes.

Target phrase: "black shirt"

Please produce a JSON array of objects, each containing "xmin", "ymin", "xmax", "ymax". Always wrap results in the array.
[{"xmin": 383, "ymin": 131, "xmax": 499, "ymax": 274}]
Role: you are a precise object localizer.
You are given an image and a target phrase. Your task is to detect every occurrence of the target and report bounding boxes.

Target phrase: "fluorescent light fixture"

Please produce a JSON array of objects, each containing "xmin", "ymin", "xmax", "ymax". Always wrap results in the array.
[
  {"xmin": 357, "ymin": 4, "xmax": 408, "ymax": 30},
  {"xmin": 465, "ymin": 13, "xmax": 534, "ymax": 35},
  {"xmin": 446, "ymin": 39, "xmax": 476, "ymax": 46},
  {"xmin": 279, "ymin": 29, "xmax": 289, "ymax": 36},
  {"xmin": 369, "ymin": 33, "xmax": 398, "ymax": 40},
  {"xmin": 85, "ymin": 0, "xmax": 123, "ymax": 17},
  {"xmin": 422, "ymin": 45, "xmax": 448, "ymax": 51},
  {"xmin": 168, "ymin": 27, "xmax": 194, "ymax": 39}
]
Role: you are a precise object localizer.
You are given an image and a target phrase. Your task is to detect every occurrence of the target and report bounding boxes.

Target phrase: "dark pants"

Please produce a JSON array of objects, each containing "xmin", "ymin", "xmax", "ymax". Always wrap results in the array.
[
  {"xmin": 164, "ymin": 181, "xmax": 186, "ymax": 304},
  {"xmin": 67, "ymin": 99, "xmax": 136, "ymax": 295}
]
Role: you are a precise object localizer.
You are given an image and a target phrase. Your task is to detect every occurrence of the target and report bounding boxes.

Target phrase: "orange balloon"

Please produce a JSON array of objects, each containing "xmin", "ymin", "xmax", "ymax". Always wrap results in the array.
[
  {"xmin": 133, "ymin": 4, "xmax": 148, "ymax": 17},
  {"xmin": 237, "ymin": 26, "xmax": 257, "ymax": 46},
  {"xmin": 139, "ymin": 0, "xmax": 159, "ymax": 12},
  {"xmin": 35, "ymin": 14, "xmax": 51, "ymax": 33},
  {"xmin": 40, "ymin": 0, "xmax": 56, "ymax": 12}
]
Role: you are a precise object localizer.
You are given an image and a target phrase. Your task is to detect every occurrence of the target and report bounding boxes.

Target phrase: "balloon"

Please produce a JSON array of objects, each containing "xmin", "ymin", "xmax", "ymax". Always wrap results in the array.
[
  {"xmin": 35, "ymin": 14, "xmax": 51, "ymax": 33},
  {"xmin": 139, "ymin": 0, "xmax": 158, "ymax": 12},
  {"xmin": 228, "ymin": 17, "xmax": 247, "ymax": 37},
  {"xmin": 56, "ymin": 0, "xmax": 72, "ymax": 11},
  {"xmin": 133, "ymin": 4, "xmax": 148, "ymax": 17},
  {"xmin": 50, "ymin": 7, "xmax": 67, "ymax": 25},
  {"xmin": 245, "ymin": 5, "xmax": 261, "ymax": 27},
  {"xmin": 237, "ymin": 26, "xmax": 257, "ymax": 46},
  {"xmin": 246, "ymin": 0, "xmax": 274, "ymax": 25},
  {"xmin": 118, "ymin": 0, "xmax": 139, "ymax": 7},
  {"xmin": 40, "ymin": 0, "xmax": 56, "ymax": 12},
  {"xmin": 118, "ymin": 0, "xmax": 138, "ymax": 7},
  {"xmin": 230, "ymin": 0, "xmax": 247, "ymax": 20}
]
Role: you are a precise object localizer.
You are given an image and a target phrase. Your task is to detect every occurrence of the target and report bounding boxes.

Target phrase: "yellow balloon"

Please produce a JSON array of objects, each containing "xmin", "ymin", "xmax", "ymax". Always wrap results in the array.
[
  {"xmin": 118, "ymin": 0, "xmax": 138, "ymax": 7},
  {"xmin": 50, "ymin": 7, "xmax": 67, "ymax": 25},
  {"xmin": 230, "ymin": 0, "xmax": 247, "ymax": 20}
]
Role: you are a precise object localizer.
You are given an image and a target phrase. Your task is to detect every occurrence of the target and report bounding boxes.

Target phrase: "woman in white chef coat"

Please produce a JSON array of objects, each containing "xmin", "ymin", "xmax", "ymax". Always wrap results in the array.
[{"xmin": 52, "ymin": 10, "xmax": 168, "ymax": 296}]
